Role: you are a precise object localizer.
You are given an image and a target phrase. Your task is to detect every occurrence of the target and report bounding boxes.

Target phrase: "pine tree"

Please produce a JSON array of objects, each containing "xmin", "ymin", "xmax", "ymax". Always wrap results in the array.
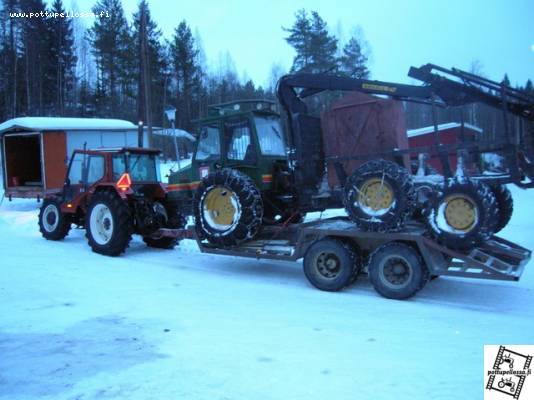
[
  {"xmin": 48, "ymin": 0, "xmax": 77, "ymax": 115},
  {"xmin": 87, "ymin": 0, "xmax": 133, "ymax": 116},
  {"xmin": 308, "ymin": 11, "xmax": 337, "ymax": 73},
  {"xmin": 133, "ymin": 0, "xmax": 167, "ymax": 128},
  {"xmin": 284, "ymin": 9, "xmax": 313, "ymax": 73},
  {"xmin": 284, "ymin": 9, "xmax": 338, "ymax": 74},
  {"xmin": 0, "ymin": 0, "xmax": 21, "ymax": 119},
  {"xmin": 524, "ymin": 79, "xmax": 533, "ymax": 95},
  {"xmin": 19, "ymin": 0, "xmax": 51, "ymax": 114},
  {"xmin": 339, "ymin": 36, "xmax": 369, "ymax": 78},
  {"xmin": 170, "ymin": 20, "xmax": 201, "ymax": 130},
  {"xmin": 502, "ymin": 74, "xmax": 511, "ymax": 87}
]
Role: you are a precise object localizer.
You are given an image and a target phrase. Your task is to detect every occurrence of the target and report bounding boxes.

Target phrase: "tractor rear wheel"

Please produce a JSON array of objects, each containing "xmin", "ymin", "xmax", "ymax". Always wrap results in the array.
[
  {"xmin": 143, "ymin": 206, "xmax": 187, "ymax": 249},
  {"xmin": 38, "ymin": 198, "xmax": 71, "ymax": 240},
  {"xmin": 86, "ymin": 190, "xmax": 133, "ymax": 256},
  {"xmin": 489, "ymin": 184, "xmax": 513, "ymax": 233},
  {"xmin": 344, "ymin": 159, "xmax": 415, "ymax": 232},
  {"xmin": 425, "ymin": 178, "xmax": 498, "ymax": 250},
  {"xmin": 194, "ymin": 168, "xmax": 263, "ymax": 246}
]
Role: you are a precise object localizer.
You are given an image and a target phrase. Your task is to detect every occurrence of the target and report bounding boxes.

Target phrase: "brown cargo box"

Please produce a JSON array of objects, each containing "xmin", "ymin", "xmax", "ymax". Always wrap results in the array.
[{"xmin": 321, "ymin": 92, "xmax": 409, "ymax": 188}]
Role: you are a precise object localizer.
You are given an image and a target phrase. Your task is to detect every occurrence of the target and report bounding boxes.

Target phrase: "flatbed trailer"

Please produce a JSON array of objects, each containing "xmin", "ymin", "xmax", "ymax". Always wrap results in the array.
[{"xmin": 158, "ymin": 216, "xmax": 531, "ymax": 299}]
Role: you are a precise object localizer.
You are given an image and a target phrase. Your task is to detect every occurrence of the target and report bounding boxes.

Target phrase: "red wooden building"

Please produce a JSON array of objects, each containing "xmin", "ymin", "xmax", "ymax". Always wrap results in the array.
[{"xmin": 407, "ymin": 122, "xmax": 482, "ymax": 173}]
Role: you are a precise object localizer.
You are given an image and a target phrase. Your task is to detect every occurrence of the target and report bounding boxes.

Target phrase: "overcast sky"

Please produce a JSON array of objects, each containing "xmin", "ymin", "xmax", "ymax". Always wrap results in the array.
[{"xmin": 69, "ymin": 0, "xmax": 533, "ymax": 88}]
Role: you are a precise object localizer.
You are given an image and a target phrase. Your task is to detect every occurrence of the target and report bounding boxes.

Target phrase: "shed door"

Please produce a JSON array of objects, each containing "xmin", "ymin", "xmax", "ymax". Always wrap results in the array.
[
  {"xmin": 3, "ymin": 133, "xmax": 42, "ymax": 188},
  {"xmin": 43, "ymin": 131, "xmax": 67, "ymax": 190}
]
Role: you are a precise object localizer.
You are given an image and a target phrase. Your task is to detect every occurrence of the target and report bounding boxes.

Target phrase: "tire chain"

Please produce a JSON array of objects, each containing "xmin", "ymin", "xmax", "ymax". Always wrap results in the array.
[
  {"xmin": 194, "ymin": 168, "xmax": 263, "ymax": 247},
  {"xmin": 344, "ymin": 159, "xmax": 416, "ymax": 233}
]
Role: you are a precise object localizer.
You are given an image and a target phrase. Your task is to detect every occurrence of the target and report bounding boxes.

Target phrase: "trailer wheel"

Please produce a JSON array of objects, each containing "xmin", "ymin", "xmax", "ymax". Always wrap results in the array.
[
  {"xmin": 425, "ymin": 178, "xmax": 498, "ymax": 250},
  {"xmin": 86, "ymin": 190, "xmax": 133, "ymax": 256},
  {"xmin": 368, "ymin": 242, "xmax": 427, "ymax": 300},
  {"xmin": 195, "ymin": 168, "xmax": 263, "ymax": 246},
  {"xmin": 489, "ymin": 184, "xmax": 513, "ymax": 233},
  {"xmin": 38, "ymin": 198, "xmax": 71, "ymax": 240},
  {"xmin": 344, "ymin": 159, "xmax": 414, "ymax": 232},
  {"xmin": 143, "ymin": 207, "xmax": 187, "ymax": 249},
  {"xmin": 303, "ymin": 238, "xmax": 360, "ymax": 292}
]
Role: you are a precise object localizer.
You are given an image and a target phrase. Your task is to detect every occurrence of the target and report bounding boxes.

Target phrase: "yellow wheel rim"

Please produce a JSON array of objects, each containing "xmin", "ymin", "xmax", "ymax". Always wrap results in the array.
[
  {"xmin": 443, "ymin": 194, "xmax": 477, "ymax": 231},
  {"xmin": 358, "ymin": 178, "xmax": 394, "ymax": 211},
  {"xmin": 203, "ymin": 186, "xmax": 239, "ymax": 229}
]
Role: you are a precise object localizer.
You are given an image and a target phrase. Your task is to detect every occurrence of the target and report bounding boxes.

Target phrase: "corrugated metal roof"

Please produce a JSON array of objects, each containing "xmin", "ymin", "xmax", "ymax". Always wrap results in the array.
[
  {"xmin": 0, "ymin": 117, "xmax": 136, "ymax": 135},
  {"xmin": 407, "ymin": 122, "xmax": 483, "ymax": 138}
]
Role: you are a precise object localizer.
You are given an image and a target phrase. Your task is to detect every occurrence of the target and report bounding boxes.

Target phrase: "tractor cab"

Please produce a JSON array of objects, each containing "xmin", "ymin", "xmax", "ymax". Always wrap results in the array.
[
  {"xmin": 61, "ymin": 147, "xmax": 165, "ymax": 213},
  {"xmin": 167, "ymin": 100, "xmax": 295, "ymax": 219}
]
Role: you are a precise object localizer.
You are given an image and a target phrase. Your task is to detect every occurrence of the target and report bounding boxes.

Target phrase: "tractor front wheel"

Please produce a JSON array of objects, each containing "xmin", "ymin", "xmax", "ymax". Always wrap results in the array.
[
  {"xmin": 38, "ymin": 198, "xmax": 71, "ymax": 240},
  {"xmin": 86, "ymin": 190, "xmax": 133, "ymax": 256}
]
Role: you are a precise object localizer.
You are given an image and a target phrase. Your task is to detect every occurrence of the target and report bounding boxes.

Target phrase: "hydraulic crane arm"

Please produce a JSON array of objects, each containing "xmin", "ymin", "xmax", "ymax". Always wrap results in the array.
[
  {"xmin": 277, "ymin": 66, "xmax": 534, "ymax": 121},
  {"xmin": 408, "ymin": 63, "xmax": 534, "ymax": 121},
  {"xmin": 277, "ymin": 73, "xmax": 437, "ymax": 116}
]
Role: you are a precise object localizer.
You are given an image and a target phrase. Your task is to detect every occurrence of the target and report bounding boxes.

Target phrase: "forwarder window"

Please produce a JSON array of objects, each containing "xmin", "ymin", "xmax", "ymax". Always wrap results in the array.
[
  {"xmin": 255, "ymin": 116, "xmax": 286, "ymax": 156},
  {"xmin": 196, "ymin": 125, "xmax": 221, "ymax": 161},
  {"xmin": 226, "ymin": 120, "xmax": 252, "ymax": 161}
]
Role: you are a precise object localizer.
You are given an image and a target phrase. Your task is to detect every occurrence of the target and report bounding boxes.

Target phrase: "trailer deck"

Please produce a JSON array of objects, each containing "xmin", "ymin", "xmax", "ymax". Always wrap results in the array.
[{"xmin": 189, "ymin": 217, "xmax": 531, "ymax": 282}]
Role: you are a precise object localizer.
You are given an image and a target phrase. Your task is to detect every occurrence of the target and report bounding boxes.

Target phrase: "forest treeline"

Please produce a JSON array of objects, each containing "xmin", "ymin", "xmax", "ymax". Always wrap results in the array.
[{"xmin": 0, "ymin": 1, "xmax": 532, "ymax": 140}]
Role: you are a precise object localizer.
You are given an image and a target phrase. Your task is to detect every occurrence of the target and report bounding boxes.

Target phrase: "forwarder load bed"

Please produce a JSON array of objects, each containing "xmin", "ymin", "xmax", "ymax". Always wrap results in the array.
[{"xmin": 190, "ymin": 217, "xmax": 531, "ymax": 282}]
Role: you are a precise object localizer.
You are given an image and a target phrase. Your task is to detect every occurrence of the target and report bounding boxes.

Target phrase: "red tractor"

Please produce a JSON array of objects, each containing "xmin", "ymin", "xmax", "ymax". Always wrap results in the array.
[{"xmin": 38, "ymin": 147, "xmax": 186, "ymax": 256}]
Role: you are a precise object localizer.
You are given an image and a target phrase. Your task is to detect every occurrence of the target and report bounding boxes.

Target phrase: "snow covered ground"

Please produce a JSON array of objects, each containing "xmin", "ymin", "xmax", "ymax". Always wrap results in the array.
[{"xmin": 0, "ymin": 187, "xmax": 533, "ymax": 400}]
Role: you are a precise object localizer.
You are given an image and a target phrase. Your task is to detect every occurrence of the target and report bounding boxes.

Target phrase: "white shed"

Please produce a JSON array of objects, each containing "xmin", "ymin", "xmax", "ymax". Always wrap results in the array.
[{"xmin": 0, "ymin": 117, "xmax": 148, "ymax": 199}]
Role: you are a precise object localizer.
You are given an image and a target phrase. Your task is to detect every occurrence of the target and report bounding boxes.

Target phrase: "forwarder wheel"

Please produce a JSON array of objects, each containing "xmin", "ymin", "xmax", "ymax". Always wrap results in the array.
[
  {"xmin": 143, "ymin": 207, "xmax": 187, "ymax": 249},
  {"xmin": 86, "ymin": 190, "xmax": 133, "ymax": 256},
  {"xmin": 195, "ymin": 168, "xmax": 263, "ymax": 246},
  {"xmin": 368, "ymin": 242, "xmax": 428, "ymax": 300},
  {"xmin": 425, "ymin": 178, "xmax": 498, "ymax": 251},
  {"xmin": 489, "ymin": 184, "xmax": 513, "ymax": 233},
  {"xmin": 38, "ymin": 198, "xmax": 71, "ymax": 240},
  {"xmin": 303, "ymin": 238, "xmax": 360, "ymax": 292},
  {"xmin": 344, "ymin": 159, "xmax": 414, "ymax": 232}
]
